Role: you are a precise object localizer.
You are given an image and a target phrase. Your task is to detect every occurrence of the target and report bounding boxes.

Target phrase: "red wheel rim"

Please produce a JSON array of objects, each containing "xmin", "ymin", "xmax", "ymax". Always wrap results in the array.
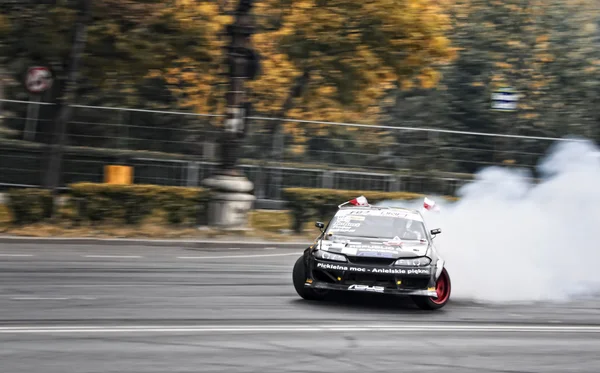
[{"xmin": 430, "ymin": 269, "xmax": 450, "ymax": 304}]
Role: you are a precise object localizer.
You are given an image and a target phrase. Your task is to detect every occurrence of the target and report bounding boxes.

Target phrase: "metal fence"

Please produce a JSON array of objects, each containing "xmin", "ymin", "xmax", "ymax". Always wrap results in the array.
[{"xmin": 0, "ymin": 99, "xmax": 571, "ymax": 204}]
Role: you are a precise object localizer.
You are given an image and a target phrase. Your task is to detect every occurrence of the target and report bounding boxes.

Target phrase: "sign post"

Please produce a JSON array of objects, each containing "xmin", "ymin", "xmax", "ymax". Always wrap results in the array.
[
  {"xmin": 491, "ymin": 86, "xmax": 520, "ymax": 165},
  {"xmin": 491, "ymin": 87, "xmax": 519, "ymax": 112},
  {"xmin": 24, "ymin": 66, "xmax": 53, "ymax": 141}
]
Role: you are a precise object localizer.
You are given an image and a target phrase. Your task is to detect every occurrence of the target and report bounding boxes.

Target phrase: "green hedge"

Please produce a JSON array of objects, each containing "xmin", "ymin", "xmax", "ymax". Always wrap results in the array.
[
  {"xmin": 69, "ymin": 183, "xmax": 208, "ymax": 225},
  {"xmin": 4, "ymin": 185, "xmax": 454, "ymax": 232},
  {"xmin": 282, "ymin": 188, "xmax": 454, "ymax": 233},
  {"xmin": 6, "ymin": 189, "xmax": 54, "ymax": 225},
  {"xmin": 3, "ymin": 184, "xmax": 208, "ymax": 226}
]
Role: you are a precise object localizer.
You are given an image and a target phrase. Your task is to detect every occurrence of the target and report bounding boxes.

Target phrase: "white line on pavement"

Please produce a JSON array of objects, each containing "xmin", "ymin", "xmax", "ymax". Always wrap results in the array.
[
  {"xmin": 10, "ymin": 297, "xmax": 97, "ymax": 301},
  {"xmin": 177, "ymin": 252, "xmax": 301, "ymax": 259},
  {"xmin": 1, "ymin": 323, "xmax": 600, "ymax": 334},
  {"xmin": 83, "ymin": 255, "xmax": 143, "ymax": 258},
  {"xmin": 264, "ymin": 247, "xmax": 277, "ymax": 250},
  {"xmin": 0, "ymin": 254, "xmax": 34, "ymax": 257}
]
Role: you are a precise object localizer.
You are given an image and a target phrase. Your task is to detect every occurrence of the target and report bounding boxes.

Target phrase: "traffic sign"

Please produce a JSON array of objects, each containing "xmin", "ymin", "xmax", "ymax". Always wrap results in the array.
[
  {"xmin": 25, "ymin": 66, "xmax": 53, "ymax": 94},
  {"xmin": 491, "ymin": 87, "xmax": 518, "ymax": 112}
]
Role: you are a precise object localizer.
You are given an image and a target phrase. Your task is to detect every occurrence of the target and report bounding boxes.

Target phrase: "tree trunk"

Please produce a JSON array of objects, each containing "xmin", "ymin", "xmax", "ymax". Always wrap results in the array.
[
  {"xmin": 44, "ymin": 0, "xmax": 92, "ymax": 203},
  {"xmin": 255, "ymin": 68, "xmax": 309, "ymax": 199},
  {"xmin": 266, "ymin": 68, "xmax": 311, "ymax": 140}
]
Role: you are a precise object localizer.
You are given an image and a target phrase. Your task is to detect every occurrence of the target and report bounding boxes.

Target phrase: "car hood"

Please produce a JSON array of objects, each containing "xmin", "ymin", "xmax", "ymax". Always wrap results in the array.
[{"xmin": 317, "ymin": 236, "xmax": 430, "ymax": 259}]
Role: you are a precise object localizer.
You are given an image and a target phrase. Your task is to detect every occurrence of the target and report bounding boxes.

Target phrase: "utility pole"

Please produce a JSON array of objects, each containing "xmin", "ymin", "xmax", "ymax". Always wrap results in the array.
[
  {"xmin": 44, "ymin": 0, "xmax": 92, "ymax": 208},
  {"xmin": 202, "ymin": 0, "xmax": 261, "ymax": 229}
]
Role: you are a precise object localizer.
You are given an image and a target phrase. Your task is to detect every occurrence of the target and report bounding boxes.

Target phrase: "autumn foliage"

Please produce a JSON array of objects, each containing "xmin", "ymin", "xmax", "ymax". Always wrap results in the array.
[{"xmin": 0, "ymin": 0, "xmax": 598, "ymax": 175}]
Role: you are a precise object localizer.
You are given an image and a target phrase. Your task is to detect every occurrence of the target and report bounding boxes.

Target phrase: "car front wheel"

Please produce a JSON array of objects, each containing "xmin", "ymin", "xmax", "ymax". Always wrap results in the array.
[
  {"xmin": 292, "ymin": 255, "xmax": 328, "ymax": 301},
  {"xmin": 411, "ymin": 267, "xmax": 451, "ymax": 310}
]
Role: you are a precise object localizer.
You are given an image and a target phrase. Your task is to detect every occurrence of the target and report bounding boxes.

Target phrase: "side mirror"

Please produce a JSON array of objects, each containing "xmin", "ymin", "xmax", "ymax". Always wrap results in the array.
[
  {"xmin": 315, "ymin": 221, "xmax": 325, "ymax": 231},
  {"xmin": 430, "ymin": 228, "xmax": 442, "ymax": 236}
]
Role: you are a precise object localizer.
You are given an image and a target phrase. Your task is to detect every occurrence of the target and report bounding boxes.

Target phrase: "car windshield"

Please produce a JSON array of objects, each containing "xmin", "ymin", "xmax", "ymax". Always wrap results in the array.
[{"xmin": 325, "ymin": 209, "xmax": 427, "ymax": 241}]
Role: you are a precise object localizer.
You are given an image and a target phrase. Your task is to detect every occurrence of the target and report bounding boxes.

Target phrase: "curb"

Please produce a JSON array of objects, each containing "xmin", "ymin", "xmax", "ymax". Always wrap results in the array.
[{"xmin": 0, "ymin": 236, "xmax": 311, "ymax": 249}]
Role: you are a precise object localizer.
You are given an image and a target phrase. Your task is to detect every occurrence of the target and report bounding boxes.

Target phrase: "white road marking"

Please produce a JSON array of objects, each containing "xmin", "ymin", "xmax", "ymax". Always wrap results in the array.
[
  {"xmin": 83, "ymin": 255, "xmax": 142, "ymax": 258},
  {"xmin": 177, "ymin": 252, "xmax": 301, "ymax": 259},
  {"xmin": 6, "ymin": 284, "xmax": 163, "ymax": 288},
  {"xmin": 228, "ymin": 248, "xmax": 240, "ymax": 250},
  {"xmin": 264, "ymin": 247, "xmax": 277, "ymax": 250},
  {"xmin": 0, "ymin": 254, "xmax": 34, "ymax": 257},
  {"xmin": 10, "ymin": 297, "xmax": 97, "ymax": 301},
  {"xmin": 1, "ymin": 323, "xmax": 600, "ymax": 334}
]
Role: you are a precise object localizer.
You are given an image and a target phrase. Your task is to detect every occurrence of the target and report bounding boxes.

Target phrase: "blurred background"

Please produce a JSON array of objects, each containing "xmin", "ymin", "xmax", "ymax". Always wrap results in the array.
[{"xmin": 0, "ymin": 0, "xmax": 598, "ymax": 207}]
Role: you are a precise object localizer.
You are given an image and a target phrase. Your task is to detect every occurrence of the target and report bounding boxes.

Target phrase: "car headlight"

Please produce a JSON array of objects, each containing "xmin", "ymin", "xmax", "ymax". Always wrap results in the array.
[
  {"xmin": 313, "ymin": 250, "xmax": 347, "ymax": 262},
  {"xmin": 394, "ymin": 257, "xmax": 431, "ymax": 267}
]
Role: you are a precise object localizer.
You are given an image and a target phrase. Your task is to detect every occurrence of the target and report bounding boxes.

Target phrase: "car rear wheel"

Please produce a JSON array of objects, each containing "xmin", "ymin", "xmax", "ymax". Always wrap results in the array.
[
  {"xmin": 411, "ymin": 267, "xmax": 451, "ymax": 310},
  {"xmin": 292, "ymin": 255, "xmax": 328, "ymax": 301}
]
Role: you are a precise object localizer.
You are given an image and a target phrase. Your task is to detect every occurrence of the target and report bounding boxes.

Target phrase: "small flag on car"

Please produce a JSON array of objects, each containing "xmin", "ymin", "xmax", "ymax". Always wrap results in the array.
[
  {"xmin": 423, "ymin": 197, "xmax": 440, "ymax": 212},
  {"xmin": 349, "ymin": 195, "xmax": 369, "ymax": 206}
]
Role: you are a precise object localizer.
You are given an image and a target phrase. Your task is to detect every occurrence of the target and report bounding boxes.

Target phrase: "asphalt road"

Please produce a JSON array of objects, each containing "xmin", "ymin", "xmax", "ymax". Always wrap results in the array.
[{"xmin": 1, "ymin": 243, "xmax": 600, "ymax": 372}]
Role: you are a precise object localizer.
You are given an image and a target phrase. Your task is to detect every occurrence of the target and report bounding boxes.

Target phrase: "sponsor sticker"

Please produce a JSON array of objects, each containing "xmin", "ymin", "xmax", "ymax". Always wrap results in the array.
[
  {"xmin": 348, "ymin": 284, "xmax": 385, "ymax": 293},
  {"xmin": 316, "ymin": 262, "xmax": 431, "ymax": 276},
  {"xmin": 329, "ymin": 218, "xmax": 361, "ymax": 233},
  {"xmin": 336, "ymin": 209, "xmax": 423, "ymax": 221},
  {"xmin": 341, "ymin": 246, "xmax": 358, "ymax": 255},
  {"xmin": 352, "ymin": 245, "xmax": 399, "ymax": 253},
  {"xmin": 357, "ymin": 251, "xmax": 394, "ymax": 258},
  {"xmin": 383, "ymin": 236, "xmax": 404, "ymax": 247},
  {"xmin": 371, "ymin": 267, "xmax": 431, "ymax": 275}
]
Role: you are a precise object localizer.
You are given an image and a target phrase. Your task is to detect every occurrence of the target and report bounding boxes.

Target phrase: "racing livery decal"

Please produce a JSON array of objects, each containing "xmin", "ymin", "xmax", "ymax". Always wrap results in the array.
[
  {"xmin": 316, "ymin": 262, "xmax": 432, "ymax": 276},
  {"xmin": 348, "ymin": 284, "xmax": 384, "ymax": 293}
]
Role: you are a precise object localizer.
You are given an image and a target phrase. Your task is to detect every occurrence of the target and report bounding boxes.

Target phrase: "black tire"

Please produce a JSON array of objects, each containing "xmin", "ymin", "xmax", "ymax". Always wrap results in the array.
[
  {"xmin": 292, "ymin": 255, "xmax": 328, "ymax": 301},
  {"xmin": 411, "ymin": 267, "xmax": 451, "ymax": 310}
]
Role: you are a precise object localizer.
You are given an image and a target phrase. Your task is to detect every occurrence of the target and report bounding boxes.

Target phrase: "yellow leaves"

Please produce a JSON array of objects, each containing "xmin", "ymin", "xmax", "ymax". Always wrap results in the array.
[
  {"xmin": 196, "ymin": 2, "xmax": 218, "ymax": 15},
  {"xmin": 519, "ymin": 103, "xmax": 535, "ymax": 111},
  {"xmin": 491, "ymin": 75, "xmax": 507, "ymax": 85},
  {"xmin": 536, "ymin": 53, "xmax": 555, "ymax": 63},
  {"xmin": 400, "ymin": 79, "xmax": 415, "ymax": 91},
  {"xmin": 145, "ymin": 70, "xmax": 162, "ymax": 79},
  {"xmin": 288, "ymin": 145, "xmax": 306, "ymax": 156},
  {"xmin": 430, "ymin": 36, "xmax": 452, "ymax": 54},
  {"xmin": 294, "ymin": 0, "xmax": 315, "ymax": 10},
  {"xmin": 418, "ymin": 68, "xmax": 441, "ymax": 90},
  {"xmin": 0, "ymin": 15, "xmax": 11, "ymax": 40},
  {"xmin": 530, "ymin": 81, "xmax": 547, "ymax": 90},
  {"xmin": 536, "ymin": 35, "xmax": 550, "ymax": 44},
  {"xmin": 317, "ymin": 86, "xmax": 337, "ymax": 96},
  {"xmin": 261, "ymin": 0, "xmax": 453, "ymax": 100},
  {"xmin": 506, "ymin": 4, "xmax": 521, "ymax": 12},
  {"xmin": 520, "ymin": 112, "xmax": 540, "ymax": 120},
  {"xmin": 495, "ymin": 62, "xmax": 513, "ymax": 69},
  {"xmin": 157, "ymin": 55, "xmax": 222, "ymax": 112}
]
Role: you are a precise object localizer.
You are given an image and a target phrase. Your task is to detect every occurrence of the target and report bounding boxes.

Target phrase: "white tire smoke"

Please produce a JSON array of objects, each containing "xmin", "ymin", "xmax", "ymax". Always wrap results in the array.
[{"xmin": 380, "ymin": 137, "xmax": 600, "ymax": 303}]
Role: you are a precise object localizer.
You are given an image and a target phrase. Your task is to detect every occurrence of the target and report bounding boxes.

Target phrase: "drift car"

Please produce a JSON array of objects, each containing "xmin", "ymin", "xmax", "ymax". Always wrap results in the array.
[{"xmin": 292, "ymin": 196, "xmax": 451, "ymax": 310}]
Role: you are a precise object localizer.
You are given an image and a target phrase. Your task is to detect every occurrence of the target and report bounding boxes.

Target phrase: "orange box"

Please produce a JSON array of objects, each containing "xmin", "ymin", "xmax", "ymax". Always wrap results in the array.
[{"xmin": 104, "ymin": 165, "xmax": 133, "ymax": 185}]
